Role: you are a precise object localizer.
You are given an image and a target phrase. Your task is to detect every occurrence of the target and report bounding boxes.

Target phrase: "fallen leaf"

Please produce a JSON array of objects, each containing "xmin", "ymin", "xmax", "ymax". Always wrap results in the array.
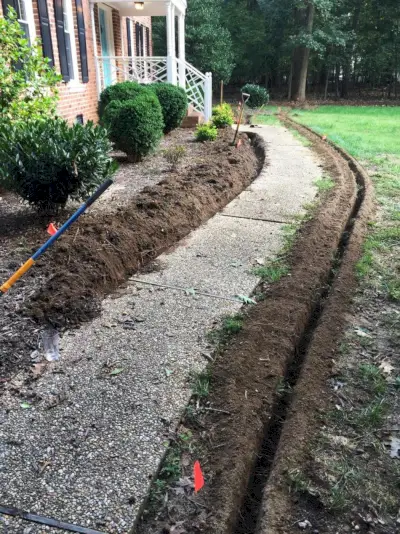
[
  {"xmin": 255, "ymin": 258, "xmax": 265, "ymax": 265},
  {"xmin": 30, "ymin": 362, "xmax": 47, "ymax": 378},
  {"xmin": 235, "ymin": 294, "xmax": 256, "ymax": 305},
  {"xmin": 20, "ymin": 402, "xmax": 31, "ymax": 409},
  {"xmin": 379, "ymin": 361, "xmax": 394, "ymax": 375},
  {"xmin": 354, "ymin": 327, "xmax": 372, "ymax": 338},
  {"xmin": 185, "ymin": 288, "xmax": 196, "ymax": 297},
  {"xmin": 110, "ymin": 368, "xmax": 124, "ymax": 376},
  {"xmin": 298, "ymin": 519, "xmax": 312, "ymax": 529},
  {"xmin": 387, "ymin": 436, "xmax": 400, "ymax": 458},
  {"xmin": 170, "ymin": 523, "xmax": 187, "ymax": 534}
]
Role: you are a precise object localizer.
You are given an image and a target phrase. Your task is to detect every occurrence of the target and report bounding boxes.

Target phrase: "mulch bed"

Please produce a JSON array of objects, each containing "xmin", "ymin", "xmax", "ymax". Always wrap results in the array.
[{"xmin": 0, "ymin": 128, "xmax": 261, "ymax": 384}]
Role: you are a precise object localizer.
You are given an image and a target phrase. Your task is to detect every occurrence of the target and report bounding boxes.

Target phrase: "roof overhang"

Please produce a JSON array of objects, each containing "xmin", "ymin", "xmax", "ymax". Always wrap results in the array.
[{"xmin": 93, "ymin": 0, "xmax": 186, "ymax": 17}]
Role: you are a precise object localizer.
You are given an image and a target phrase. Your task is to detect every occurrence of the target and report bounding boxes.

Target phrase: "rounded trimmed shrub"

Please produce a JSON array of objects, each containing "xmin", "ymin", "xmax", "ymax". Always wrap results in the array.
[
  {"xmin": 103, "ymin": 92, "xmax": 164, "ymax": 162},
  {"xmin": 0, "ymin": 118, "xmax": 117, "ymax": 212},
  {"xmin": 148, "ymin": 82, "xmax": 188, "ymax": 133},
  {"xmin": 241, "ymin": 83, "xmax": 269, "ymax": 109},
  {"xmin": 98, "ymin": 81, "xmax": 150, "ymax": 121},
  {"xmin": 212, "ymin": 103, "xmax": 234, "ymax": 128},
  {"xmin": 195, "ymin": 123, "xmax": 218, "ymax": 142}
]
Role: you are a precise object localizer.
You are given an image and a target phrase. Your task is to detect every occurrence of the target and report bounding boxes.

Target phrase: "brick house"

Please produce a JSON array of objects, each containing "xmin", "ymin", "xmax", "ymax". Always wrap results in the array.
[{"xmin": 1, "ymin": 0, "xmax": 212, "ymax": 123}]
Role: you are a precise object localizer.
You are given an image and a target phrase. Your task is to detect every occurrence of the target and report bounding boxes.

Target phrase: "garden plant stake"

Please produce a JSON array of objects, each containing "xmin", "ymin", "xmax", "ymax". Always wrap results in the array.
[
  {"xmin": 0, "ymin": 179, "xmax": 113, "ymax": 296},
  {"xmin": 232, "ymin": 92, "xmax": 250, "ymax": 146}
]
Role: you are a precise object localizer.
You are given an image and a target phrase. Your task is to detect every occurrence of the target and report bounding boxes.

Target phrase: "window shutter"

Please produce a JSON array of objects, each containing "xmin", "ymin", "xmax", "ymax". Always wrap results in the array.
[
  {"xmin": 1, "ymin": 0, "xmax": 19, "ymax": 17},
  {"xmin": 140, "ymin": 24, "xmax": 144, "ymax": 56},
  {"xmin": 135, "ymin": 21, "xmax": 140, "ymax": 57},
  {"xmin": 54, "ymin": 0, "xmax": 70, "ymax": 82},
  {"xmin": 37, "ymin": 0, "xmax": 55, "ymax": 66},
  {"xmin": 145, "ymin": 26, "xmax": 150, "ymax": 56},
  {"xmin": 126, "ymin": 18, "xmax": 132, "ymax": 57},
  {"xmin": 75, "ymin": 0, "xmax": 89, "ymax": 82}
]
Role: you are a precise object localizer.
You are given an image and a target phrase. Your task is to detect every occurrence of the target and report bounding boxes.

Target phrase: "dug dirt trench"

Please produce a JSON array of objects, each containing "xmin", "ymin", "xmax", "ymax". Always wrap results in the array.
[{"xmin": 136, "ymin": 120, "xmax": 374, "ymax": 534}]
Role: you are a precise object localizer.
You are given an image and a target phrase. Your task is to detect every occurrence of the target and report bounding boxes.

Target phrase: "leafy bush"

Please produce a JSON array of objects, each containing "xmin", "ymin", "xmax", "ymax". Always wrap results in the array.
[
  {"xmin": 212, "ymin": 103, "xmax": 234, "ymax": 128},
  {"xmin": 195, "ymin": 123, "xmax": 218, "ymax": 142},
  {"xmin": 241, "ymin": 83, "xmax": 269, "ymax": 109},
  {"xmin": 148, "ymin": 83, "xmax": 188, "ymax": 133},
  {"xmin": 103, "ymin": 93, "xmax": 164, "ymax": 162},
  {"xmin": 98, "ymin": 81, "xmax": 150, "ymax": 121},
  {"xmin": 0, "ymin": 118, "xmax": 117, "ymax": 212},
  {"xmin": 0, "ymin": 8, "xmax": 61, "ymax": 122},
  {"xmin": 163, "ymin": 145, "xmax": 186, "ymax": 170}
]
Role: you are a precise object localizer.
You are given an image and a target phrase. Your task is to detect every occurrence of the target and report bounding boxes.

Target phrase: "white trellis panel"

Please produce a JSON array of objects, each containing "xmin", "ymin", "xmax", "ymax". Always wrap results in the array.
[{"xmin": 97, "ymin": 56, "xmax": 212, "ymax": 120}]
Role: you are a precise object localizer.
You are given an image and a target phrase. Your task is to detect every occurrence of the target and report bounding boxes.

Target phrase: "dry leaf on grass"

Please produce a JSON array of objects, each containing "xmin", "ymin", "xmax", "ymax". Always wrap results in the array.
[{"xmin": 379, "ymin": 360, "xmax": 394, "ymax": 375}]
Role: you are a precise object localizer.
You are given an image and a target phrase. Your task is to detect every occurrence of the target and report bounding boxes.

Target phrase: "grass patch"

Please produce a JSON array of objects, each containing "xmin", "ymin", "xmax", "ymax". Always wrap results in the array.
[
  {"xmin": 192, "ymin": 369, "xmax": 211, "ymax": 398},
  {"xmin": 293, "ymin": 106, "xmax": 399, "ymax": 303},
  {"xmin": 253, "ymin": 263, "xmax": 289, "ymax": 283},
  {"xmin": 288, "ymin": 127, "xmax": 312, "ymax": 147},
  {"xmin": 207, "ymin": 313, "xmax": 244, "ymax": 346},
  {"xmin": 314, "ymin": 175, "xmax": 335, "ymax": 193}
]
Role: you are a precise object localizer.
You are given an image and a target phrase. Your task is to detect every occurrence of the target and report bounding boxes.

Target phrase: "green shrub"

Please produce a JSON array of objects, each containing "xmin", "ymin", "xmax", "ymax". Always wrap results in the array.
[
  {"xmin": 148, "ymin": 83, "xmax": 188, "ymax": 133},
  {"xmin": 0, "ymin": 118, "xmax": 117, "ymax": 212},
  {"xmin": 103, "ymin": 92, "xmax": 164, "ymax": 162},
  {"xmin": 0, "ymin": 8, "xmax": 61, "ymax": 122},
  {"xmin": 212, "ymin": 103, "xmax": 234, "ymax": 128},
  {"xmin": 163, "ymin": 145, "xmax": 186, "ymax": 170},
  {"xmin": 98, "ymin": 81, "xmax": 150, "ymax": 121},
  {"xmin": 241, "ymin": 83, "xmax": 269, "ymax": 109},
  {"xmin": 195, "ymin": 123, "xmax": 218, "ymax": 142}
]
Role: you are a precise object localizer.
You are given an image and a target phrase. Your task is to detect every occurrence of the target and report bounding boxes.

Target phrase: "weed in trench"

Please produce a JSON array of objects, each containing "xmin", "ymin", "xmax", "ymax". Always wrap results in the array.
[
  {"xmin": 288, "ymin": 468, "xmax": 316, "ymax": 496},
  {"xmin": 352, "ymin": 398, "xmax": 388, "ymax": 429},
  {"xmin": 314, "ymin": 175, "xmax": 335, "ymax": 193},
  {"xmin": 192, "ymin": 369, "xmax": 211, "ymax": 398},
  {"xmin": 207, "ymin": 313, "xmax": 244, "ymax": 345},
  {"xmin": 359, "ymin": 364, "xmax": 387, "ymax": 395},
  {"xmin": 253, "ymin": 263, "xmax": 289, "ymax": 283}
]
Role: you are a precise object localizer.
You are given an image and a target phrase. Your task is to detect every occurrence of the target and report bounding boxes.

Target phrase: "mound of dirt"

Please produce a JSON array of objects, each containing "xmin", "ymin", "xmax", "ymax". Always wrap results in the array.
[{"xmin": 26, "ymin": 129, "xmax": 262, "ymax": 328}]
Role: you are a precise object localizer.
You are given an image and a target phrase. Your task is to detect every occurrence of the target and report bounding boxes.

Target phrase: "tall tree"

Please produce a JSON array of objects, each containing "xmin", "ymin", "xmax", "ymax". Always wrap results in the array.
[{"xmin": 291, "ymin": 0, "xmax": 315, "ymax": 100}]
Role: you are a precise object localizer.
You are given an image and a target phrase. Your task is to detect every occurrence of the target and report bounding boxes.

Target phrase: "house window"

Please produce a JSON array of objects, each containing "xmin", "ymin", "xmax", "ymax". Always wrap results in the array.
[
  {"xmin": 62, "ymin": 0, "xmax": 78, "ymax": 80},
  {"xmin": 17, "ymin": 0, "xmax": 35, "ymax": 44}
]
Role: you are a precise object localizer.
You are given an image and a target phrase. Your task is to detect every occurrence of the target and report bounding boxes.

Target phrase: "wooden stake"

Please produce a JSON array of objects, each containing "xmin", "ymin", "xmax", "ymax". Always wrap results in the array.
[{"xmin": 220, "ymin": 80, "xmax": 224, "ymax": 105}]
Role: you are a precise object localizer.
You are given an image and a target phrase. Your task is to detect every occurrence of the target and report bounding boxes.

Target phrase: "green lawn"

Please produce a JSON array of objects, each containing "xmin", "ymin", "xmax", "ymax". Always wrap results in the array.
[
  {"xmin": 291, "ymin": 105, "xmax": 399, "ymax": 300},
  {"xmin": 291, "ymin": 106, "xmax": 400, "ymax": 160}
]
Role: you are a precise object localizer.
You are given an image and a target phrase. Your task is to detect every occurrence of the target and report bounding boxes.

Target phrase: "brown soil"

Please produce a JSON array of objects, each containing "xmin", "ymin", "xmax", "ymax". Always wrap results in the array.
[
  {"xmin": 27, "ymin": 129, "xmax": 260, "ymax": 328},
  {"xmin": 136, "ymin": 121, "xmax": 375, "ymax": 534},
  {"xmin": 0, "ymin": 128, "xmax": 261, "ymax": 383},
  {"xmin": 257, "ymin": 120, "xmax": 376, "ymax": 534}
]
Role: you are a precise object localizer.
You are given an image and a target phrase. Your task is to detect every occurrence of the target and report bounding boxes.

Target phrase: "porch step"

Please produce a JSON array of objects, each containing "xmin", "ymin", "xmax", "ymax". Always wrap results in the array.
[{"xmin": 181, "ymin": 105, "xmax": 204, "ymax": 128}]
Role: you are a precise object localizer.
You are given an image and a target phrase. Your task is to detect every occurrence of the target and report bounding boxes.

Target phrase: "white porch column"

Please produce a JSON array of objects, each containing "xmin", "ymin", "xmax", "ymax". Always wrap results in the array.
[
  {"xmin": 166, "ymin": 1, "xmax": 177, "ymax": 84},
  {"xmin": 90, "ymin": 2, "xmax": 101, "ymax": 98},
  {"xmin": 178, "ymin": 12, "xmax": 185, "ymax": 88},
  {"xmin": 204, "ymin": 72, "xmax": 213, "ymax": 122}
]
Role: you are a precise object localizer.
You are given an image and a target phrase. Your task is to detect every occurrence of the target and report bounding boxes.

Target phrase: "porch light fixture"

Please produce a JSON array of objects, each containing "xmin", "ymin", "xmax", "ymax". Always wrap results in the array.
[{"xmin": 134, "ymin": 1, "xmax": 144, "ymax": 9}]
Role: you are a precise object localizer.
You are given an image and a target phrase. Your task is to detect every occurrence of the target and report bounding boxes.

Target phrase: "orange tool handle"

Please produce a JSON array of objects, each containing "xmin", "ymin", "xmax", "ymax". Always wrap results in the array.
[{"xmin": 0, "ymin": 258, "xmax": 35, "ymax": 294}]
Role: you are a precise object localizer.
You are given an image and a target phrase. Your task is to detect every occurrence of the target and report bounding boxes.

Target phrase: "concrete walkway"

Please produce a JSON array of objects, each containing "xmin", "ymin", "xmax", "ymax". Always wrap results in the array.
[{"xmin": 0, "ymin": 126, "xmax": 322, "ymax": 533}]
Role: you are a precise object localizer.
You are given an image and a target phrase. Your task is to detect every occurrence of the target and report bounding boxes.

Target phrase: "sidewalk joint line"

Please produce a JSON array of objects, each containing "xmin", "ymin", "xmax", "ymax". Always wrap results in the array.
[
  {"xmin": 220, "ymin": 213, "xmax": 288, "ymax": 224},
  {"xmin": 130, "ymin": 279, "xmax": 244, "ymax": 303}
]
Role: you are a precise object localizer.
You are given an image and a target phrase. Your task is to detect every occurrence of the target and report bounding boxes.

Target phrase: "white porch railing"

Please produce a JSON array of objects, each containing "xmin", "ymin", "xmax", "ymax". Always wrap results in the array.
[{"xmin": 96, "ymin": 56, "xmax": 212, "ymax": 121}]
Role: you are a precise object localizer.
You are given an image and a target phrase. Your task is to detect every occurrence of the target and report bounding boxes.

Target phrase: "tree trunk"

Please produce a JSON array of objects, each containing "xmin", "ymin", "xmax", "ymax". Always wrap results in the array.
[
  {"xmin": 291, "ymin": 1, "xmax": 315, "ymax": 102},
  {"xmin": 324, "ymin": 68, "xmax": 329, "ymax": 99},
  {"xmin": 335, "ymin": 63, "xmax": 340, "ymax": 98},
  {"xmin": 341, "ymin": 0, "xmax": 363, "ymax": 98},
  {"xmin": 288, "ymin": 61, "xmax": 293, "ymax": 100}
]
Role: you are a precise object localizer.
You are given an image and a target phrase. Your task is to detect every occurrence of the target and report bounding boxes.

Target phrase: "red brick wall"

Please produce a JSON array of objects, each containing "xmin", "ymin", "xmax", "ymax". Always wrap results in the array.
[{"xmin": 1, "ymin": 0, "xmax": 153, "ymax": 124}]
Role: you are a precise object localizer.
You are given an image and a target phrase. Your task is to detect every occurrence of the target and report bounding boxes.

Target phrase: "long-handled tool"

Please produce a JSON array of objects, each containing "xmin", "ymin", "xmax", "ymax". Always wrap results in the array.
[
  {"xmin": 232, "ymin": 92, "xmax": 250, "ymax": 146},
  {"xmin": 0, "ymin": 179, "xmax": 113, "ymax": 296}
]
